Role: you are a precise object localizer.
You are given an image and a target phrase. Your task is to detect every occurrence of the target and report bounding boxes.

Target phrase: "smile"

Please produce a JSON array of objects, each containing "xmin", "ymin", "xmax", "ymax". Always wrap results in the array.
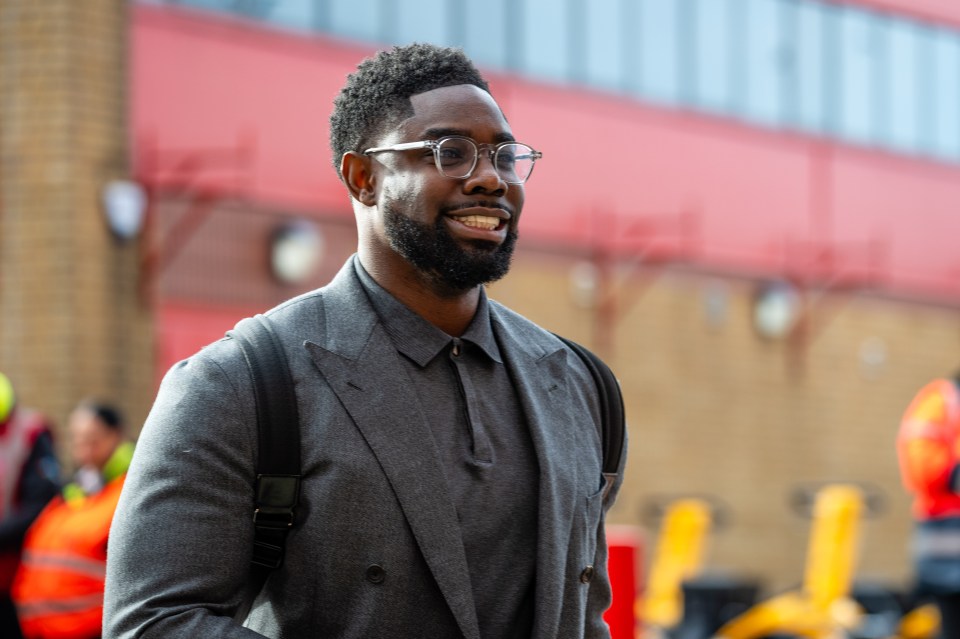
[{"xmin": 450, "ymin": 214, "xmax": 502, "ymax": 231}]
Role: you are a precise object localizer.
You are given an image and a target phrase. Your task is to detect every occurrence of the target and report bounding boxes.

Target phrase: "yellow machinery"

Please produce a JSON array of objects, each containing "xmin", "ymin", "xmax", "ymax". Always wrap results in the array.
[
  {"xmin": 640, "ymin": 498, "xmax": 714, "ymax": 635},
  {"xmin": 715, "ymin": 484, "xmax": 867, "ymax": 639},
  {"xmin": 897, "ymin": 604, "xmax": 940, "ymax": 639}
]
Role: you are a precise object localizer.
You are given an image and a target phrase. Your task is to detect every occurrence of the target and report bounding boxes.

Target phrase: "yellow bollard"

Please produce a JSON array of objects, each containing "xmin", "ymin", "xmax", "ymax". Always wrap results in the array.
[
  {"xmin": 803, "ymin": 484, "xmax": 865, "ymax": 613},
  {"xmin": 716, "ymin": 484, "xmax": 867, "ymax": 639},
  {"xmin": 640, "ymin": 498, "xmax": 713, "ymax": 631}
]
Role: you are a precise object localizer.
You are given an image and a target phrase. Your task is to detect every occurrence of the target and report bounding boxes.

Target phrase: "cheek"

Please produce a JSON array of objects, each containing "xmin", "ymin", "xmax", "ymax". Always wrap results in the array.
[
  {"xmin": 508, "ymin": 189, "xmax": 525, "ymax": 224},
  {"xmin": 72, "ymin": 442, "xmax": 92, "ymax": 463},
  {"xmin": 382, "ymin": 174, "xmax": 440, "ymax": 214}
]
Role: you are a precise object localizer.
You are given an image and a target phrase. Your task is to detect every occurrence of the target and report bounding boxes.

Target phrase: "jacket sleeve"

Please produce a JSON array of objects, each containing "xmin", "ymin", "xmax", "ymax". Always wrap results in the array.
[
  {"xmin": 103, "ymin": 343, "xmax": 269, "ymax": 639},
  {"xmin": 897, "ymin": 378, "xmax": 960, "ymax": 498},
  {"xmin": 0, "ymin": 430, "xmax": 60, "ymax": 550}
]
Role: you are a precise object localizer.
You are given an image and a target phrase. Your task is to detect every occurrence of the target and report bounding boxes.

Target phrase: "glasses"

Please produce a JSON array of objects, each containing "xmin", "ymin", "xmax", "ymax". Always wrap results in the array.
[{"xmin": 363, "ymin": 136, "xmax": 542, "ymax": 185}]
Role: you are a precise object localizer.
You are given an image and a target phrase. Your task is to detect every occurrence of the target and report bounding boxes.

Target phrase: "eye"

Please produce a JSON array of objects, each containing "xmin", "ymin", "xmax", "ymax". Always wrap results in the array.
[
  {"xmin": 437, "ymin": 147, "xmax": 466, "ymax": 163},
  {"xmin": 435, "ymin": 139, "xmax": 474, "ymax": 167},
  {"xmin": 495, "ymin": 150, "xmax": 517, "ymax": 169}
]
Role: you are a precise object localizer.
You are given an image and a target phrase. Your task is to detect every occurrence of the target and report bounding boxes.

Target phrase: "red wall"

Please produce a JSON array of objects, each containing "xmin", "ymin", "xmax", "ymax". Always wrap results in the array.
[
  {"xmin": 133, "ymin": 4, "xmax": 960, "ymax": 309},
  {"xmin": 845, "ymin": 0, "xmax": 960, "ymax": 29},
  {"xmin": 156, "ymin": 300, "xmax": 263, "ymax": 377}
]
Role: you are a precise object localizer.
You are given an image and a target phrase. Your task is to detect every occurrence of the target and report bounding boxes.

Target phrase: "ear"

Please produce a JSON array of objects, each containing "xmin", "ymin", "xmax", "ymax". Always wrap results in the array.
[{"xmin": 341, "ymin": 152, "xmax": 377, "ymax": 206}]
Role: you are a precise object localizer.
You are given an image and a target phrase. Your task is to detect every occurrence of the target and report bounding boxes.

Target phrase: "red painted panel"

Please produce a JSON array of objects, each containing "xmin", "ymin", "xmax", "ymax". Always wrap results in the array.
[
  {"xmin": 132, "ymin": 4, "xmax": 960, "ymax": 304},
  {"xmin": 604, "ymin": 526, "xmax": 645, "ymax": 639},
  {"xmin": 156, "ymin": 300, "xmax": 260, "ymax": 378},
  {"xmin": 836, "ymin": 0, "xmax": 960, "ymax": 29},
  {"xmin": 832, "ymin": 150, "xmax": 960, "ymax": 297},
  {"xmin": 132, "ymin": 6, "xmax": 355, "ymax": 212}
]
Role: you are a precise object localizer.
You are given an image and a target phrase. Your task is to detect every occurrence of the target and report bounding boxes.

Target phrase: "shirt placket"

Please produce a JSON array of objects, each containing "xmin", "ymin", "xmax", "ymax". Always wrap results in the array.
[{"xmin": 449, "ymin": 338, "xmax": 493, "ymax": 464}]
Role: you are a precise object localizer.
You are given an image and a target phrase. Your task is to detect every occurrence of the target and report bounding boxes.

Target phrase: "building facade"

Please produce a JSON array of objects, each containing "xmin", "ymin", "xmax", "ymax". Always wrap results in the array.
[
  {"xmin": 0, "ymin": 0, "xmax": 154, "ymax": 461},
  {"xmin": 4, "ymin": 0, "xmax": 960, "ymax": 594}
]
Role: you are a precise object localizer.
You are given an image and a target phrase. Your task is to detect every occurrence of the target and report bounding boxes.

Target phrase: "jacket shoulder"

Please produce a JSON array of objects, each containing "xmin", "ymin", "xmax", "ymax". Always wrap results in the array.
[{"xmin": 487, "ymin": 299, "xmax": 566, "ymax": 351}]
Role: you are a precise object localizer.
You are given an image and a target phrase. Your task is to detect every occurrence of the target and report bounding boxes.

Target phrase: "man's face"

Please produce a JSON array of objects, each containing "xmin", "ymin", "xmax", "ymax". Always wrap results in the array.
[
  {"xmin": 367, "ymin": 84, "xmax": 525, "ymax": 293},
  {"xmin": 69, "ymin": 409, "xmax": 120, "ymax": 470}
]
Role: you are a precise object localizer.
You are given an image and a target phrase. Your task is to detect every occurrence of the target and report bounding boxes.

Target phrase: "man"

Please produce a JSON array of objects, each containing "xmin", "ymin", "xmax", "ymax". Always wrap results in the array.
[
  {"xmin": 897, "ymin": 375, "xmax": 960, "ymax": 639},
  {"xmin": 104, "ymin": 43, "xmax": 626, "ymax": 639},
  {"xmin": 13, "ymin": 401, "xmax": 133, "ymax": 639},
  {"xmin": 0, "ymin": 373, "xmax": 59, "ymax": 639}
]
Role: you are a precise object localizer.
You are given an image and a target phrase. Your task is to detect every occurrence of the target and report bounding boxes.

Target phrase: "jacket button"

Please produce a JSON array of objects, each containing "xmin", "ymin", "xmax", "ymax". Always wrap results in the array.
[
  {"xmin": 580, "ymin": 565, "xmax": 595, "ymax": 584},
  {"xmin": 365, "ymin": 564, "xmax": 386, "ymax": 584}
]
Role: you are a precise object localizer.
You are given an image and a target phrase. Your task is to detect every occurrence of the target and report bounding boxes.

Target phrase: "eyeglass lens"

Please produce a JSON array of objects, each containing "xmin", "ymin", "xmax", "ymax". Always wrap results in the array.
[{"xmin": 436, "ymin": 137, "xmax": 536, "ymax": 183}]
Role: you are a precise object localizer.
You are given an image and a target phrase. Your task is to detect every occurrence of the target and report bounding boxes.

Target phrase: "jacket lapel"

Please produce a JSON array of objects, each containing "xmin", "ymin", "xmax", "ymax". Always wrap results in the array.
[
  {"xmin": 303, "ymin": 260, "xmax": 481, "ymax": 639},
  {"xmin": 491, "ymin": 311, "xmax": 580, "ymax": 639}
]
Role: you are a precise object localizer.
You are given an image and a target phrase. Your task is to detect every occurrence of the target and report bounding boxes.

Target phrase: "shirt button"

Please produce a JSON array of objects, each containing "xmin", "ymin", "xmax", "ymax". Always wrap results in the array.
[
  {"xmin": 580, "ymin": 565, "xmax": 595, "ymax": 584},
  {"xmin": 366, "ymin": 564, "xmax": 386, "ymax": 584}
]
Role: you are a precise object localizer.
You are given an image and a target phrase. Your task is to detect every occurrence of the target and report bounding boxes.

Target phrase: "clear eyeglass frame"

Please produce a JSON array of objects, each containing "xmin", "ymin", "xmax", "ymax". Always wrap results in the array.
[{"xmin": 363, "ymin": 135, "xmax": 542, "ymax": 185}]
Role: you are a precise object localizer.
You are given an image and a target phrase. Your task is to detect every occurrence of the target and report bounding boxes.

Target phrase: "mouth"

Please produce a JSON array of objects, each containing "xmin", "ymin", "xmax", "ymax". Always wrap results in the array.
[
  {"xmin": 450, "ymin": 213, "xmax": 503, "ymax": 231},
  {"xmin": 443, "ymin": 202, "xmax": 512, "ymax": 233}
]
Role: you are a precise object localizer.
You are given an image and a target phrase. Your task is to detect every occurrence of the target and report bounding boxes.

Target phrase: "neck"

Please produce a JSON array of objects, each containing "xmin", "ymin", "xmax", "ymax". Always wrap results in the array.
[
  {"xmin": 396, "ymin": 286, "xmax": 480, "ymax": 337},
  {"xmin": 358, "ymin": 252, "xmax": 480, "ymax": 337}
]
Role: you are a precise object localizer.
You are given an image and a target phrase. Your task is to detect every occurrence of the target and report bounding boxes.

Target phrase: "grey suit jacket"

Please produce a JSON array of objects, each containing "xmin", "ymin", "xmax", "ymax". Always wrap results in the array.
[{"xmin": 103, "ymin": 256, "xmax": 626, "ymax": 639}]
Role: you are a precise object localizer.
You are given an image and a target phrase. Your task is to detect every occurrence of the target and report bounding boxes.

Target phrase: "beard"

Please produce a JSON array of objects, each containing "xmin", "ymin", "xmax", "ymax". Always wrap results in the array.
[{"xmin": 383, "ymin": 206, "xmax": 518, "ymax": 294}]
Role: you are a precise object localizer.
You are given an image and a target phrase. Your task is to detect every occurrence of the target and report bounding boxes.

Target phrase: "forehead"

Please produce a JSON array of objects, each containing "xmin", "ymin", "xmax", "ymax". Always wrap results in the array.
[
  {"xmin": 69, "ymin": 409, "xmax": 106, "ymax": 434},
  {"xmin": 397, "ymin": 84, "xmax": 513, "ymax": 142}
]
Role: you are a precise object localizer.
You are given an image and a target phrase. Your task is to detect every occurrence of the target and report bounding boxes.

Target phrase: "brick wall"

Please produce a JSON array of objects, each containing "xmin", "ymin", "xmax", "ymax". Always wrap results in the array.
[
  {"xmin": 492, "ymin": 247, "xmax": 960, "ymax": 591},
  {"xmin": 0, "ymin": 0, "xmax": 154, "ymax": 461}
]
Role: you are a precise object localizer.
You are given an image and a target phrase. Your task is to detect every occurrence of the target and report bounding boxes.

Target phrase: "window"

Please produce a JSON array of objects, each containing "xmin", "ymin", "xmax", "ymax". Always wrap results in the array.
[
  {"xmin": 636, "ymin": 0, "xmax": 681, "ymax": 104},
  {"xmin": 584, "ymin": 0, "xmax": 627, "ymax": 91},
  {"xmin": 837, "ymin": 8, "xmax": 881, "ymax": 144},
  {"xmin": 395, "ymin": 0, "xmax": 452, "ymax": 47},
  {"xmin": 692, "ymin": 0, "xmax": 738, "ymax": 114},
  {"xmin": 462, "ymin": 0, "xmax": 511, "ymax": 70},
  {"xmin": 916, "ymin": 25, "xmax": 938, "ymax": 154},
  {"xmin": 152, "ymin": 0, "xmax": 960, "ymax": 166},
  {"xmin": 260, "ymin": 0, "xmax": 315, "ymax": 32},
  {"xmin": 881, "ymin": 20, "xmax": 923, "ymax": 152},
  {"xmin": 932, "ymin": 31, "xmax": 960, "ymax": 160},
  {"xmin": 793, "ymin": 0, "xmax": 828, "ymax": 133},
  {"xmin": 328, "ymin": 0, "xmax": 384, "ymax": 43},
  {"xmin": 743, "ymin": 0, "xmax": 789, "ymax": 126},
  {"xmin": 520, "ymin": 0, "xmax": 572, "ymax": 82}
]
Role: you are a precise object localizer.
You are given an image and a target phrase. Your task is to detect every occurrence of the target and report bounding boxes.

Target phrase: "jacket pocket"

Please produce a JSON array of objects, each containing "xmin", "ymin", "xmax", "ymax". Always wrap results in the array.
[{"xmin": 577, "ymin": 484, "xmax": 606, "ymax": 568}]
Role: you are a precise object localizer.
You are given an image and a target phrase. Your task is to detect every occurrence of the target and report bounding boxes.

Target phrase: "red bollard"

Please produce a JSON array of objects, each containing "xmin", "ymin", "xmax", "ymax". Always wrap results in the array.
[{"xmin": 604, "ymin": 525, "xmax": 645, "ymax": 639}]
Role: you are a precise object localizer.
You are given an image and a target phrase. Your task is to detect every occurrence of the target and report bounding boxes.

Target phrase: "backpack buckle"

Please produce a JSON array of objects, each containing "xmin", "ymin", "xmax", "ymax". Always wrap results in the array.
[{"xmin": 253, "ymin": 507, "xmax": 295, "ymax": 529}]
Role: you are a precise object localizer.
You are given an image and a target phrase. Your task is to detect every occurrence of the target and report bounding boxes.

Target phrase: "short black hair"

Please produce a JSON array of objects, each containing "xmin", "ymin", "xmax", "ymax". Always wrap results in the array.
[
  {"xmin": 78, "ymin": 400, "xmax": 124, "ymax": 433},
  {"xmin": 329, "ymin": 43, "xmax": 490, "ymax": 177}
]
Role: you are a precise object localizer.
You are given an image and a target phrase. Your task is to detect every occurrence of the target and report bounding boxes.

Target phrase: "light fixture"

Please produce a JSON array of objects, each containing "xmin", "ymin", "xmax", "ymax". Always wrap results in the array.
[
  {"xmin": 569, "ymin": 260, "xmax": 600, "ymax": 308},
  {"xmin": 270, "ymin": 220, "xmax": 323, "ymax": 285},
  {"xmin": 102, "ymin": 179, "xmax": 147, "ymax": 241},
  {"xmin": 701, "ymin": 280, "xmax": 731, "ymax": 330},
  {"xmin": 752, "ymin": 280, "xmax": 802, "ymax": 339},
  {"xmin": 859, "ymin": 336, "xmax": 888, "ymax": 380}
]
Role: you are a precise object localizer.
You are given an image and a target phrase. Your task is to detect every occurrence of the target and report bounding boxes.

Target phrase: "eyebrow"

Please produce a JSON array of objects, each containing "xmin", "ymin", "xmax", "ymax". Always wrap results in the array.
[{"xmin": 423, "ymin": 127, "xmax": 516, "ymax": 144}]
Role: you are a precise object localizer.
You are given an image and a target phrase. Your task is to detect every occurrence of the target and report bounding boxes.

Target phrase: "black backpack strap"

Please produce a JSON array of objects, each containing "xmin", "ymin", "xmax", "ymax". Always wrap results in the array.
[
  {"xmin": 553, "ymin": 334, "xmax": 625, "ymax": 501},
  {"xmin": 228, "ymin": 315, "xmax": 301, "ymax": 571}
]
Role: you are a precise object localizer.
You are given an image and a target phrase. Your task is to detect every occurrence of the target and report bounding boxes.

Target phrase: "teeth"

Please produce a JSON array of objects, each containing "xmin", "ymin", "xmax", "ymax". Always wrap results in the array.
[{"xmin": 454, "ymin": 214, "xmax": 499, "ymax": 230}]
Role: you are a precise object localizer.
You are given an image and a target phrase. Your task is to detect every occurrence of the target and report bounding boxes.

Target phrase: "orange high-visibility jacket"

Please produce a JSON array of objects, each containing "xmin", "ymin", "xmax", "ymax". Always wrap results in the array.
[
  {"xmin": 897, "ymin": 377, "xmax": 960, "ymax": 520},
  {"xmin": 0, "ymin": 409, "xmax": 55, "ymax": 595},
  {"xmin": 11, "ymin": 474, "xmax": 126, "ymax": 639}
]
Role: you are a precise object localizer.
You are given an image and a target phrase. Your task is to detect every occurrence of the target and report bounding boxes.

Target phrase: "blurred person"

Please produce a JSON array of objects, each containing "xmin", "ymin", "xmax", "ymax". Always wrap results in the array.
[
  {"xmin": 104, "ymin": 43, "xmax": 626, "ymax": 639},
  {"xmin": 897, "ymin": 375, "xmax": 960, "ymax": 639},
  {"xmin": 12, "ymin": 401, "xmax": 132, "ymax": 639},
  {"xmin": 0, "ymin": 372, "xmax": 60, "ymax": 639}
]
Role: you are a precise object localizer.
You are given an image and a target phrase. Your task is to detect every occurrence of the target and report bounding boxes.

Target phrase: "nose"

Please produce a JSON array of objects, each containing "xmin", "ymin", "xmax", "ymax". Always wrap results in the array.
[{"xmin": 464, "ymin": 148, "xmax": 507, "ymax": 195}]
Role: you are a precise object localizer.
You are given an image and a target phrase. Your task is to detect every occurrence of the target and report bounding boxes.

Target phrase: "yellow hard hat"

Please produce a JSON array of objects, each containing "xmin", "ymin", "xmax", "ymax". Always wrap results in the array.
[{"xmin": 0, "ymin": 372, "xmax": 15, "ymax": 425}]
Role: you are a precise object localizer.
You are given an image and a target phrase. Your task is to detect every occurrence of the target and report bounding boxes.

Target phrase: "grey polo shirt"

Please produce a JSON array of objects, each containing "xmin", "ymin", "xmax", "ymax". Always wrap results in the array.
[{"xmin": 355, "ymin": 261, "xmax": 539, "ymax": 639}]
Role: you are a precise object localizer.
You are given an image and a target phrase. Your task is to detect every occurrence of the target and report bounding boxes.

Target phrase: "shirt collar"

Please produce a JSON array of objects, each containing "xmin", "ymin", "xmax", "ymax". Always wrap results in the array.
[{"xmin": 353, "ymin": 259, "xmax": 503, "ymax": 366}]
